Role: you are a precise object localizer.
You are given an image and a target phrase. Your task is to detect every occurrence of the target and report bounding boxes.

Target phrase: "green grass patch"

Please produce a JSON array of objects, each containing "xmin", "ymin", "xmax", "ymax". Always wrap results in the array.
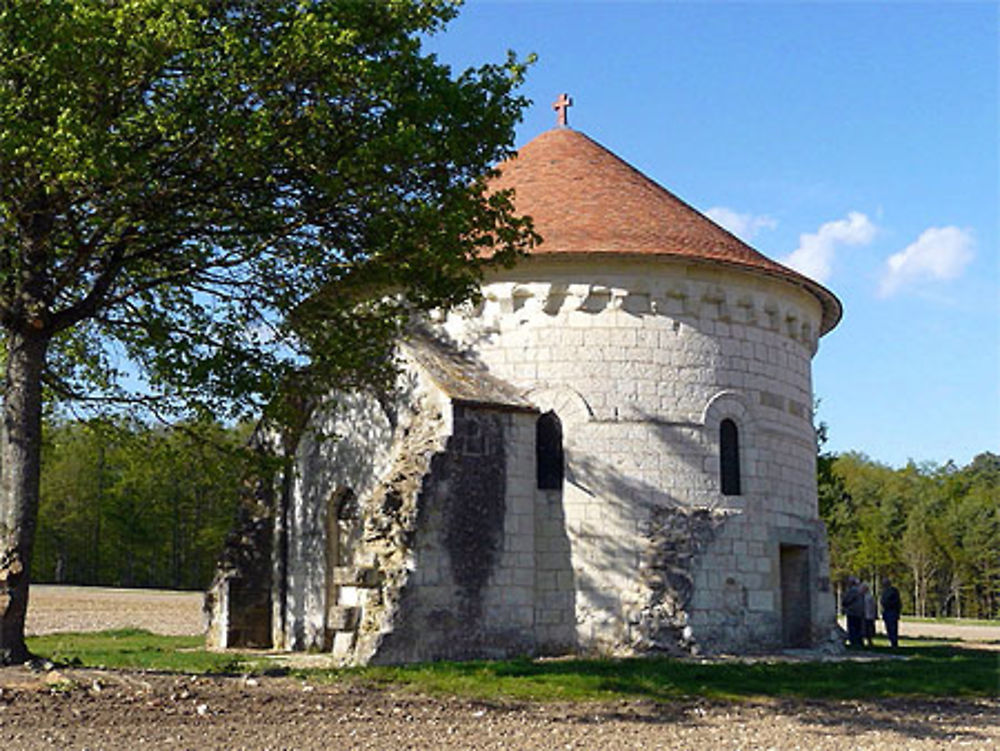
[
  {"xmin": 27, "ymin": 629, "xmax": 263, "ymax": 675},
  {"xmin": 306, "ymin": 644, "xmax": 999, "ymax": 702},
  {"xmin": 25, "ymin": 631, "xmax": 998, "ymax": 702}
]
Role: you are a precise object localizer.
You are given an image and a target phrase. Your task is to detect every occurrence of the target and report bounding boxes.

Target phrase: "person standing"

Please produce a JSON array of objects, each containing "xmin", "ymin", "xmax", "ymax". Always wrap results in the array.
[
  {"xmin": 861, "ymin": 582, "xmax": 877, "ymax": 647},
  {"xmin": 880, "ymin": 577, "xmax": 902, "ymax": 648},
  {"xmin": 842, "ymin": 576, "xmax": 865, "ymax": 648}
]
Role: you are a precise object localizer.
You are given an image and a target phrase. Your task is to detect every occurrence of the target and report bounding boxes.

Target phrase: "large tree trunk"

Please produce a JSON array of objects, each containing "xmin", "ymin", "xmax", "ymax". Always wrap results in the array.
[{"xmin": 0, "ymin": 331, "xmax": 49, "ymax": 665}]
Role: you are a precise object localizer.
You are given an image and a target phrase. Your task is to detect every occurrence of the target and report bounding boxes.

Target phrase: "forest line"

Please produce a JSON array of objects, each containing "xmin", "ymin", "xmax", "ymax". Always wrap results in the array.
[
  {"xmin": 33, "ymin": 419, "xmax": 250, "ymax": 592},
  {"xmin": 819, "ymin": 450, "xmax": 998, "ymax": 619},
  {"xmin": 31, "ymin": 418, "xmax": 999, "ymax": 620}
]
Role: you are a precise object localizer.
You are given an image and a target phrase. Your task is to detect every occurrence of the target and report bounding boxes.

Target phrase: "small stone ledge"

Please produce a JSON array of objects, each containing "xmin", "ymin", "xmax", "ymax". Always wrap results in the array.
[{"xmin": 331, "ymin": 567, "xmax": 382, "ymax": 588}]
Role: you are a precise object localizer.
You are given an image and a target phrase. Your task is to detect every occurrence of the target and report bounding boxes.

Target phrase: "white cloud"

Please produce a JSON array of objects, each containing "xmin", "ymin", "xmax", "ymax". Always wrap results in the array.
[
  {"xmin": 705, "ymin": 207, "xmax": 777, "ymax": 241},
  {"xmin": 782, "ymin": 211, "xmax": 877, "ymax": 283},
  {"xmin": 878, "ymin": 226, "xmax": 975, "ymax": 297}
]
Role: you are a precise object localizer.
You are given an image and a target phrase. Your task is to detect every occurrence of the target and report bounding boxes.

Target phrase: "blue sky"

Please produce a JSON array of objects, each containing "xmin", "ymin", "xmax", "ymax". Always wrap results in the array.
[{"xmin": 426, "ymin": 1, "xmax": 999, "ymax": 469}]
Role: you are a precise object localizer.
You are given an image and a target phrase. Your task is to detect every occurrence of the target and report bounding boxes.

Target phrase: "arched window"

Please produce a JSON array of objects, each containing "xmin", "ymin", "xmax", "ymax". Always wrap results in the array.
[
  {"xmin": 720, "ymin": 418, "xmax": 741, "ymax": 496},
  {"xmin": 536, "ymin": 411, "xmax": 564, "ymax": 490}
]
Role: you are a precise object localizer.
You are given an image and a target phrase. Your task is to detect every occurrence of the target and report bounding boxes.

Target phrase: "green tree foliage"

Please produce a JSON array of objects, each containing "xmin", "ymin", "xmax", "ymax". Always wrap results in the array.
[
  {"xmin": 818, "ymin": 451, "xmax": 1000, "ymax": 619},
  {"xmin": 34, "ymin": 418, "xmax": 247, "ymax": 590},
  {"xmin": 0, "ymin": 0, "xmax": 536, "ymax": 663}
]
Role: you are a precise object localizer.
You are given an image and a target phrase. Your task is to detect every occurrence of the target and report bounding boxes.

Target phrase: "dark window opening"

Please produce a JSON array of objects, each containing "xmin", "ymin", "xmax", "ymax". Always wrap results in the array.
[
  {"xmin": 332, "ymin": 487, "xmax": 358, "ymax": 520},
  {"xmin": 536, "ymin": 411, "xmax": 564, "ymax": 490},
  {"xmin": 720, "ymin": 418, "xmax": 741, "ymax": 495}
]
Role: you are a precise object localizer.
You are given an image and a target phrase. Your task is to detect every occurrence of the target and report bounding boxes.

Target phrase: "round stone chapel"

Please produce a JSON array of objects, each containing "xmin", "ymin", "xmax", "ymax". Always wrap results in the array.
[
  {"xmin": 441, "ymin": 123, "xmax": 841, "ymax": 654},
  {"xmin": 208, "ymin": 110, "xmax": 843, "ymax": 662}
]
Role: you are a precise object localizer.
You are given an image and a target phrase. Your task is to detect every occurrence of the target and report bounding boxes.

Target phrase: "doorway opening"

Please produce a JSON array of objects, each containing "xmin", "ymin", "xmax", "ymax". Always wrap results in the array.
[{"xmin": 779, "ymin": 544, "xmax": 811, "ymax": 648}]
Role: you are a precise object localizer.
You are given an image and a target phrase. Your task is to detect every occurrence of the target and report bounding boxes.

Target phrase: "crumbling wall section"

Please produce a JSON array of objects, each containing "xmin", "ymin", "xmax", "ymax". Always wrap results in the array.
[
  {"xmin": 344, "ymin": 397, "xmax": 452, "ymax": 663},
  {"xmin": 283, "ymin": 389, "xmax": 401, "ymax": 650},
  {"xmin": 366, "ymin": 406, "xmax": 538, "ymax": 664},
  {"xmin": 627, "ymin": 505, "xmax": 729, "ymax": 655}
]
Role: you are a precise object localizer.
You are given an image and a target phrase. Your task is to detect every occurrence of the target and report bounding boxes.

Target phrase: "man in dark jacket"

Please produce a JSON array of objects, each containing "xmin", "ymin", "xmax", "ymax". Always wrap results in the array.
[
  {"xmin": 840, "ymin": 576, "xmax": 865, "ymax": 647},
  {"xmin": 880, "ymin": 577, "xmax": 902, "ymax": 648},
  {"xmin": 842, "ymin": 576, "xmax": 865, "ymax": 648}
]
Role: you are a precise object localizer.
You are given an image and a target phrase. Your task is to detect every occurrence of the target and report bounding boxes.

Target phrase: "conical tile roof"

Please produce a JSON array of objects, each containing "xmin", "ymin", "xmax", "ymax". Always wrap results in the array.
[{"xmin": 491, "ymin": 127, "xmax": 841, "ymax": 334}]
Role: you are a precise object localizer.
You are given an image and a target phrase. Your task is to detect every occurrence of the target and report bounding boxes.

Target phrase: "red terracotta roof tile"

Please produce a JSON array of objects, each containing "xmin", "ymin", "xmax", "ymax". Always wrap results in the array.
[{"xmin": 491, "ymin": 128, "xmax": 842, "ymax": 334}]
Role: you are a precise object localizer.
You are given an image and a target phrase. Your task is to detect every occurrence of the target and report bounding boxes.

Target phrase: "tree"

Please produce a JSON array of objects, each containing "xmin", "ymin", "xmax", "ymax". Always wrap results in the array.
[
  {"xmin": 954, "ymin": 454, "xmax": 1000, "ymax": 618},
  {"xmin": 34, "ymin": 417, "xmax": 249, "ymax": 590},
  {"xmin": 34, "ymin": 418, "xmax": 113, "ymax": 584},
  {"xmin": 818, "ymin": 447, "xmax": 999, "ymax": 620},
  {"xmin": 816, "ymin": 441, "xmax": 853, "ymax": 586},
  {"xmin": 823, "ymin": 452, "xmax": 899, "ymax": 585},
  {"xmin": 0, "ymin": 0, "xmax": 535, "ymax": 664},
  {"xmin": 901, "ymin": 505, "xmax": 941, "ymax": 618}
]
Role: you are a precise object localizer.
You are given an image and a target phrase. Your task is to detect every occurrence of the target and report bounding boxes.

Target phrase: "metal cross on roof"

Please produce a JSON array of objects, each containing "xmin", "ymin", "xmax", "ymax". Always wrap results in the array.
[{"xmin": 552, "ymin": 93, "xmax": 573, "ymax": 127}]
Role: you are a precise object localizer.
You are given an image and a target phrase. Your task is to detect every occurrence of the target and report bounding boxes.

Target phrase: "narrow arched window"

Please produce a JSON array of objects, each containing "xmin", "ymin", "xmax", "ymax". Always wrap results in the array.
[
  {"xmin": 536, "ymin": 411, "xmax": 564, "ymax": 490},
  {"xmin": 720, "ymin": 418, "xmax": 741, "ymax": 495}
]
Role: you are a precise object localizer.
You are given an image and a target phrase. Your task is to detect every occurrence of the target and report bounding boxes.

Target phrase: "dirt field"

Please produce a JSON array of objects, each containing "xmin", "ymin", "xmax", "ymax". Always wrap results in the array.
[
  {"xmin": 0, "ymin": 669, "xmax": 996, "ymax": 751},
  {"xmin": 1, "ymin": 586, "xmax": 996, "ymax": 750},
  {"xmin": 25, "ymin": 586, "xmax": 205, "ymax": 637}
]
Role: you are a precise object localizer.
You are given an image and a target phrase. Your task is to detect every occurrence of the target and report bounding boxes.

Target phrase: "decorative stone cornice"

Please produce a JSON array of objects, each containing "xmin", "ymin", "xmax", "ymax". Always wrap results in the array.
[{"xmin": 457, "ymin": 276, "xmax": 821, "ymax": 355}]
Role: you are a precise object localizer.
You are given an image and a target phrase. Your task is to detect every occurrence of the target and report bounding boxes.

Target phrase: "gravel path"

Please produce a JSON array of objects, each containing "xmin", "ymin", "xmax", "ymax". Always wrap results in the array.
[
  {"xmin": 836, "ymin": 616, "xmax": 1000, "ymax": 650},
  {"xmin": 897, "ymin": 620, "xmax": 1000, "ymax": 646}
]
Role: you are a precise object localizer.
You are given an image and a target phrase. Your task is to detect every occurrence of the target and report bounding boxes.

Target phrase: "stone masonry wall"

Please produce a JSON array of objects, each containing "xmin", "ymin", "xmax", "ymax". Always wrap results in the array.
[
  {"xmin": 374, "ymin": 406, "xmax": 530, "ymax": 662},
  {"xmin": 278, "ymin": 348, "xmax": 581, "ymax": 664},
  {"xmin": 205, "ymin": 457, "xmax": 275, "ymax": 650},
  {"xmin": 349, "ymin": 400, "xmax": 577, "ymax": 664},
  {"xmin": 441, "ymin": 256, "xmax": 837, "ymax": 653},
  {"xmin": 264, "ymin": 254, "xmax": 837, "ymax": 659}
]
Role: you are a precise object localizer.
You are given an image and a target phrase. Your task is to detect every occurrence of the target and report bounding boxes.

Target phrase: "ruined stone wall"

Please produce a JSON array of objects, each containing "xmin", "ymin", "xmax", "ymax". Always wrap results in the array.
[
  {"xmin": 281, "ymin": 368, "xmax": 450, "ymax": 651},
  {"xmin": 204, "ymin": 469, "xmax": 275, "ymax": 650},
  {"xmin": 442, "ymin": 256, "xmax": 837, "ymax": 653},
  {"xmin": 373, "ymin": 406, "xmax": 532, "ymax": 662},
  {"xmin": 321, "ymin": 397, "xmax": 573, "ymax": 665},
  {"xmin": 278, "ymin": 350, "xmax": 579, "ymax": 664},
  {"xmin": 340, "ymin": 392, "xmax": 453, "ymax": 663},
  {"xmin": 261, "ymin": 253, "xmax": 837, "ymax": 660}
]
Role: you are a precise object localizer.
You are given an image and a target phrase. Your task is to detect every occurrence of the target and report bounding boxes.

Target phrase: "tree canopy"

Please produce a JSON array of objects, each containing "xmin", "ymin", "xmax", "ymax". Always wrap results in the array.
[
  {"xmin": 0, "ymin": 0, "xmax": 536, "ymax": 663},
  {"xmin": 1, "ymin": 0, "xmax": 534, "ymax": 414}
]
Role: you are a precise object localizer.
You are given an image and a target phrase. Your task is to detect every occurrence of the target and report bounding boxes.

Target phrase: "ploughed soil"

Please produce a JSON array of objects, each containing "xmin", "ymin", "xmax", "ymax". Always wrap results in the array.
[
  {"xmin": 0, "ymin": 585, "xmax": 995, "ymax": 750},
  {"xmin": 24, "ymin": 585, "xmax": 204, "ymax": 638}
]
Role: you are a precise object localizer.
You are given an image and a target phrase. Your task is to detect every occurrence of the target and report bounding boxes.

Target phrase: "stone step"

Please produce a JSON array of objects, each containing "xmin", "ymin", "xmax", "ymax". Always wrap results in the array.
[
  {"xmin": 331, "ymin": 629, "xmax": 356, "ymax": 659},
  {"xmin": 331, "ymin": 566, "xmax": 381, "ymax": 588}
]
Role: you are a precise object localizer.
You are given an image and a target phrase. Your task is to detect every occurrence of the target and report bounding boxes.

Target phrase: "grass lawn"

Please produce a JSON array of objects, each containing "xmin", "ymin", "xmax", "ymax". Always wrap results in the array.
[
  {"xmin": 322, "ymin": 643, "xmax": 999, "ymax": 702},
  {"xmin": 27, "ymin": 630, "xmax": 999, "ymax": 702},
  {"xmin": 27, "ymin": 629, "xmax": 261, "ymax": 675}
]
